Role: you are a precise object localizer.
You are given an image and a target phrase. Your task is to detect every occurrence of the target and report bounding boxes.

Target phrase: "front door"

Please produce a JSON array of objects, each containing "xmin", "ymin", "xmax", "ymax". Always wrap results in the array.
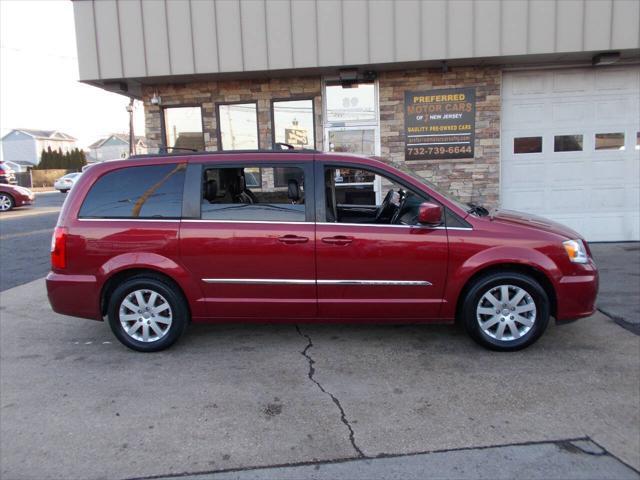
[
  {"xmin": 179, "ymin": 158, "xmax": 316, "ymax": 318},
  {"xmin": 315, "ymin": 163, "xmax": 448, "ymax": 320}
]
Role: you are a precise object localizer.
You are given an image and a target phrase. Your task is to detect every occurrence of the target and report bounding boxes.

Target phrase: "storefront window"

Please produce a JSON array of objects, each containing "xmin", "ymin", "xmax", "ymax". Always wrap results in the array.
[
  {"xmin": 325, "ymin": 83, "xmax": 376, "ymax": 124},
  {"xmin": 328, "ymin": 129, "xmax": 376, "ymax": 155},
  {"xmin": 217, "ymin": 103, "xmax": 259, "ymax": 150},
  {"xmin": 272, "ymin": 99, "xmax": 315, "ymax": 149},
  {"xmin": 163, "ymin": 106, "xmax": 204, "ymax": 152}
]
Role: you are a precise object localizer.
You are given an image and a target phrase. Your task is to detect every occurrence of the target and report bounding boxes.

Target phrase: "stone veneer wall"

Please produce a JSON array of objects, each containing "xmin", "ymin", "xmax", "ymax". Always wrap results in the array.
[
  {"xmin": 378, "ymin": 67, "xmax": 501, "ymax": 206},
  {"xmin": 142, "ymin": 66, "xmax": 501, "ymax": 207},
  {"xmin": 142, "ymin": 77, "xmax": 323, "ymax": 153}
]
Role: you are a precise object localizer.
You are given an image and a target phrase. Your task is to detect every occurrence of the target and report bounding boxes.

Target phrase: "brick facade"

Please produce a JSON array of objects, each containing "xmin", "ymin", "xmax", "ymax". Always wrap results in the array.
[{"xmin": 142, "ymin": 66, "xmax": 501, "ymax": 207}]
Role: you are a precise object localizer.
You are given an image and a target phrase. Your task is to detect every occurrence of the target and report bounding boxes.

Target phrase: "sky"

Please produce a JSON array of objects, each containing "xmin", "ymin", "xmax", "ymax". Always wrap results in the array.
[{"xmin": 0, "ymin": 0, "xmax": 145, "ymax": 150}]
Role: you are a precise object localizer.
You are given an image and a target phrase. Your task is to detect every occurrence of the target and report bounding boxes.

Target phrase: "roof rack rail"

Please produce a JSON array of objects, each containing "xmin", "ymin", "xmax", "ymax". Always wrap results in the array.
[{"xmin": 129, "ymin": 144, "xmax": 319, "ymax": 159}]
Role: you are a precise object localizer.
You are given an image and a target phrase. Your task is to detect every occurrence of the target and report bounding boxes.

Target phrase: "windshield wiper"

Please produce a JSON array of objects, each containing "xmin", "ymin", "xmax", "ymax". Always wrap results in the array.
[{"xmin": 467, "ymin": 203, "xmax": 489, "ymax": 216}]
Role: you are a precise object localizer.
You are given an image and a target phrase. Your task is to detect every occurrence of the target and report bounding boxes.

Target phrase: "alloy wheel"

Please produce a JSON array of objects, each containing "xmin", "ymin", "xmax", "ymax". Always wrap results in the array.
[
  {"xmin": 0, "ymin": 194, "xmax": 12, "ymax": 211},
  {"xmin": 476, "ymin": 284, "xmax": 536, "ymax": 342},
  {"xmin": 119, "ymin": 289, "xmax": 173, "ymax": 342}
]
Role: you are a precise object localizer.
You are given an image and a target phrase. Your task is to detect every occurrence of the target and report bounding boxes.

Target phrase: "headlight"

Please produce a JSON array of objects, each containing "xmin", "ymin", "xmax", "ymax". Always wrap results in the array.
[{"xmin": 563, "ymin": 239, "xmax": 588, "ymax": 264}]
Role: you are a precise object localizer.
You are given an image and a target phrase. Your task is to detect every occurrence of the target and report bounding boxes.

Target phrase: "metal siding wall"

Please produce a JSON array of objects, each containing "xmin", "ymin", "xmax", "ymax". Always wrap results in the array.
[
  {"xmin": 421, "ymin": 0, "xmax": 446, "ymax": 59},
  {"xmin": 73, "ymin": 0, "xmax": 638, "ymax": 82},
  {"xmin": 448, "ymin": 0, "xmax": 473, "ymax": 58},
  {"xmin": 529, "ymin": 0, "xmax": 555, "ymax": 54},
  {"xmin": 611, "ymin": 0, "xmax": 640, "ymax": 50},
  {"xmin": 369, "ymin": 0, "xmax": 394, "ymax": 64},
  {"xmin": 94, "ymin": 0, "xmax": 122, "ymax": 78},
  {"xmin": 240, "ymin": 0, "xmax": 268, "ymax": 71},
  {"xmin": 556, "ymin": 0, "xmax": 584, "ymax": 52},
  {"xmin": 73, "ymin": 1, "xmax": 100, "ymax": 80},
  {"xmin": 290, "ymin": 0, "xmax": 318, "ymax": 68},
  {"xmin": 501, "ymin": 0, "xmax": 528, "ymax": 56},
  {"xmin": 191, "ymin": 0, "xmax": 219, "ymax": 73},
  {"xmin": 343, "ymin": 0, "xmax": 369, "ymax": 65},
  {"xmin": 265, "ymin": 0, "xmax": 293, "ymax": 70},
  {"xmin": 316, "ymin": 0, "xmax": 343, "ymax": 66},
  {"xmin": 118, "ymin": 0, "xmax": 147, "ymax": 77},
  {"xmin": 395, "ymin": 0, "xmax": 421, "ymax": 62},
  {"xmin": 216, "ymin": 0, "xmax": 244, "ymax": 71},
  {"xmin": 474, "ymin": 0, "xmax": 501, "ymax": 57},
  {"xmin": 141, "ymin": 0, "xmax": 171, "ymax": 76},
  {"xmin": 166, "ymin": 0, "xmax": 195, "ymax": 75}
]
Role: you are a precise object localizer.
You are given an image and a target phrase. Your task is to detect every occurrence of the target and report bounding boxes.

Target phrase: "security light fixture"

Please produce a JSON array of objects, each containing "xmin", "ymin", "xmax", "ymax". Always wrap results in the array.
[{"xmin": 150, "ymin": 92, "xmax": 162, "ymax": 105}]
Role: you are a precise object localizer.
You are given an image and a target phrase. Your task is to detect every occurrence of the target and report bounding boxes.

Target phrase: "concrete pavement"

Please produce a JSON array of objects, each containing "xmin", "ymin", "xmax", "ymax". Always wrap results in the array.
[{"xmin": 1, "ymin": 278, "xmax": 638, "ymax": 480}]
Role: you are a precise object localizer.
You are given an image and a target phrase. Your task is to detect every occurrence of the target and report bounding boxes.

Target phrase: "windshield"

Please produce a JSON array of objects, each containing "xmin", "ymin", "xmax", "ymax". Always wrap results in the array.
[{"xmin": 373, "ymin": 157, "xmax": 470, "ymax": 212}]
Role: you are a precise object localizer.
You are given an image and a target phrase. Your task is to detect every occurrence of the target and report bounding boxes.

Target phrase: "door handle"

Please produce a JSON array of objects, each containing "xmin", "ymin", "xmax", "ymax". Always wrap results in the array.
[
  {"xmin": 321, "ymin": 235, "xmax": 353, "ymax": 246},
  {"xmin": 277, "ymin": 235, "xmax": 309, "ymax": 244}
]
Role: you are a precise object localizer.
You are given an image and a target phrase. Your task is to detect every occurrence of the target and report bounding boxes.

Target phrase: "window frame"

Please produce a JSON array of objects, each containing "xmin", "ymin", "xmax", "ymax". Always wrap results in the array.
[
  {"xmin": 270, "ymin": 96, "xmax": 316, "ymax": 150},
  {"xmin": 161, "ymin": 104, "xmax": 205, "ymax": 153},
  {"xmin": 215, "ymin": 100, "xmax": 260, "ymax": 151},
  {"xmin": 183, "ymin": 160, "xmax": 315, "ymax": 223},
  {"xmin": 78, "ymin": 163, "xmax": 188, "ymax": 220}
]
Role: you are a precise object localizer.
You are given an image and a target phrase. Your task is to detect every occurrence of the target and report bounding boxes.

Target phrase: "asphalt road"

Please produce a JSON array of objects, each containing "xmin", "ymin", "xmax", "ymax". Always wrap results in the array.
[{"xmin": 0, "ymin": 192, "xmax": 65, "ymax": 291}]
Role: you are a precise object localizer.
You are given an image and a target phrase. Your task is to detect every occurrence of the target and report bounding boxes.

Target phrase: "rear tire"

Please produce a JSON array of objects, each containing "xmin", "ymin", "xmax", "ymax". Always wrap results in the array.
[
  {"xmin": 461, "ymin": 272, "xmax": 549, "ymax": 351},
  {"xmin": 107, "ymin": 275, "xmax": 189, "ymax": 352},
  {"xmin": 60, "ymin": 189, "xmax": 69, "ymax": 194},
  {"xmin": 0, "ymin": 193, "xmax": 14, "ymax": 211}
]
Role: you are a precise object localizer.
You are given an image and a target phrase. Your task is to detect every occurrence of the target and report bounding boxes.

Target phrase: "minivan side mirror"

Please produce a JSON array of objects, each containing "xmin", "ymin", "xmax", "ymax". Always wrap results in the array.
[{"xmin": 418, "ymin": 202, "xmax": 443, "ymax": 225}]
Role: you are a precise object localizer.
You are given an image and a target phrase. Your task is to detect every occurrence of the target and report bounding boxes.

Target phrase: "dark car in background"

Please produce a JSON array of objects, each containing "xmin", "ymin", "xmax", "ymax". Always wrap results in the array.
[{"xmin": 0, "ymin": 162, "xmax": 17, "ymax": 185}]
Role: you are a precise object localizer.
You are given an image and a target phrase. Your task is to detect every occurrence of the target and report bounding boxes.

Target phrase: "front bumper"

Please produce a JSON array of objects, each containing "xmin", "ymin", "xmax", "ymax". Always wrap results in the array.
[
  {"xmin": 46, "ymin": 272, "xmax": 102, "ymax": 321},
  {"xmin": 555, "ymin": 266, "xmax": 599, "ymax": 322}
]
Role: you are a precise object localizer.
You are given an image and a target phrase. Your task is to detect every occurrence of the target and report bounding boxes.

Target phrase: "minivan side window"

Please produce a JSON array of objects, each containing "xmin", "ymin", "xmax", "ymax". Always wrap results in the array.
[
  {"xmin": 79, "ymin": 164, "xmax": 186, "ymax": 219},
  {"xmin": 324, "ymin": 166, "xmax": 429, "ymax": 225},
  {"xmin": 201, "ymin": 166, "xmax": 305, "ymax": 222}
]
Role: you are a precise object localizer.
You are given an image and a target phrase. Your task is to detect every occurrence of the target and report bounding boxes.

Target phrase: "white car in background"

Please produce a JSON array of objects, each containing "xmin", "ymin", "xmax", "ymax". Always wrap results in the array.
[{"xmin": 54, "ymin": 172, "xmax": 82, "ymax": 193}]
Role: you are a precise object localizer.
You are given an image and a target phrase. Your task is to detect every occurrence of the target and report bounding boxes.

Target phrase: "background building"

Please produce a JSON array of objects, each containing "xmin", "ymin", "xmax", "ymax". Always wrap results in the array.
[
  {"xmin": 87, "ymin": 134, "xmax": 147, "ymax": 162},
  {"xmin": 71, "ymin": 0, "xmax": 639, "ymax": 241},
  {"xmin": 1, "ymin": 129, "xmax": 77, "ymax": 166}
]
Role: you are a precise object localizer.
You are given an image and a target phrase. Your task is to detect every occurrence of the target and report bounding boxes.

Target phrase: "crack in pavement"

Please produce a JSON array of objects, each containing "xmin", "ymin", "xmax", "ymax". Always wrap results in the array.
[{"xmin": 295, "ymin": 325, "xmax": 365, "ymax": 458}]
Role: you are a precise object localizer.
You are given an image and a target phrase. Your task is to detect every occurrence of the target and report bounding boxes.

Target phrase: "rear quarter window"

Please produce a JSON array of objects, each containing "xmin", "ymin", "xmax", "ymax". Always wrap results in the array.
[{"xmin": 79, "ymin": 164, "xmax": 186, "ymax": 219}]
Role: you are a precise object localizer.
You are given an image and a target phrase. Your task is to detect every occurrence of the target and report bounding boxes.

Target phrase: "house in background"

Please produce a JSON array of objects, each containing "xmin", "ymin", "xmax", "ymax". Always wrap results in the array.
[
  {"xmin": 1, "ymin": 129, "xmax": 77, "ymax": 166},
  {"xmin": 87, "ymin": 134, "xmax": 147, "ymax": 163}
]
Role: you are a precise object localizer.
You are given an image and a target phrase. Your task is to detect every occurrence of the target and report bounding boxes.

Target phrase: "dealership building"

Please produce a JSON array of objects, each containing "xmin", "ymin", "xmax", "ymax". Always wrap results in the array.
[{"xmin": 72, "ymin": 0, "xmax": 639, "ymax": 241}]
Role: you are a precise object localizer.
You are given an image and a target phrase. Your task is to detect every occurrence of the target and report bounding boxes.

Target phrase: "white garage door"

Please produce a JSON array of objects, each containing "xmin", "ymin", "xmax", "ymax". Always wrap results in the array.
[{"xmin": 501, "ymin": 67, "xmax": 640, "ymax": 242}]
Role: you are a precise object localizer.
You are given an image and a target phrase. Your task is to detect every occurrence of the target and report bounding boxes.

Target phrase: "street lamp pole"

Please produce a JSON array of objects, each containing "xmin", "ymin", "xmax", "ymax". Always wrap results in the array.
[{"xmin": 126, "ymin": 98, "xmax": 135, "ymax": 156}]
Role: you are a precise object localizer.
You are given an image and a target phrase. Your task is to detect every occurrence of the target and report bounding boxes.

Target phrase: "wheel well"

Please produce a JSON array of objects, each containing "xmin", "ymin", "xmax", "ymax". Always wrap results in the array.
[
  {"xmin": 100, "ymin": 268, "xmax": 190, "ymax": 318},
  {"xmin": 455, "ymin": 264, "xmax": 557, "ymax": 321}
]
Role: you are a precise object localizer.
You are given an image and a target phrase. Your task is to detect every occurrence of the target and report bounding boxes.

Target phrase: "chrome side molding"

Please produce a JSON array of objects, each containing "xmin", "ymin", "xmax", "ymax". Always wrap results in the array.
[{"xmin": 202, "ymin": 278, "xmax": 432, "ymax": 286}]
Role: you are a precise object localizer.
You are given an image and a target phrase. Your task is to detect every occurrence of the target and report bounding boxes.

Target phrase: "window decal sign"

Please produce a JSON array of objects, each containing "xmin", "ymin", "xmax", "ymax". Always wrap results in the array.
[{"xmin": 404, "ymin": 87, "xmax": 475, "ymax": 160}]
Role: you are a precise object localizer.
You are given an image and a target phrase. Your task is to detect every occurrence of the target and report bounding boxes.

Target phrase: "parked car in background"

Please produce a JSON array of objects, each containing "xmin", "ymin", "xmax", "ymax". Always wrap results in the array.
[
  {"xmin": 3, "ymin": 161, "xmax": 27, "ymax": 173},
  {"xmin": 54, "ymin": 172, "xmax": 82, "ymax": 193},
  {"xmin": 0, "ymin": 183, "xmax": 34, "ymax": 211},
  {"xmin": 46, "ymin": 151, "xmax": 598, "ymax": 353},
  {"xmin": 0, "ymin": 162, "xmax": 17, "ymax": 185}
]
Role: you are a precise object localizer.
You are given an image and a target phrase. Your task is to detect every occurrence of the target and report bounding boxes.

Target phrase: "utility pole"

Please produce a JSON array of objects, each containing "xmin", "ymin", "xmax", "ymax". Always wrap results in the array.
[{"xmin": 126, "ymin": 98, "xmax": 135, "ymax": 156}]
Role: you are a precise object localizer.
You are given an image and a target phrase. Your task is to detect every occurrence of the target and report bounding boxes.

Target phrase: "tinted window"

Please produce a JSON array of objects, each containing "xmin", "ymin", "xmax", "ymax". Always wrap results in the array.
[
  {"xmin": 217, "ymin": 103, "xmax": 259, "ymax": 150},
  {"xmin": 595, "ymin": 132, "xmax": 625, "ymax": 150},
  {"xmin": 272, "ymin": 99, "xmax": 315, "ymax": 149},
  {"xmin": 514, "ymin": 137, "xmax": 542, "ymax": 154},
  {"xmin": 202, "ymin": 166, "xmax": 305, "ymax": 222},
  {"xmin": 163, "ymin": 107, "xmax": 204, "ymax": 152},
  {"xmin": 554, "ymin": 135, "xmax": 583, "ymax": 152},
  {"xmin": 79, "ymin": 164, "xmax": 186, "ymax": 218}
]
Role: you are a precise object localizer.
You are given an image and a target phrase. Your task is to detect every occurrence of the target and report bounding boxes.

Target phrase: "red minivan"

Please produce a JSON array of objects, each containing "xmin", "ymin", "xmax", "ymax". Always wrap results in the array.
[{"xmin": 46, "ymin": 151, "xmax": 598, "ymax": 352}]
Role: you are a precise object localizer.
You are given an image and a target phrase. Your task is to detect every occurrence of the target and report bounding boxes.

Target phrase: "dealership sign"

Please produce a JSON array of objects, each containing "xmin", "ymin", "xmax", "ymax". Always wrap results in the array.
[{"xmin": 404, "ymin": 87, "xmax": 476, "ymax": 160}]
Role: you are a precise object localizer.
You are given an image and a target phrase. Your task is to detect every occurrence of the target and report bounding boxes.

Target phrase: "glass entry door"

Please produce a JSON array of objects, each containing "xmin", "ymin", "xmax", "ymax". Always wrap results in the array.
[{"xmin": 323, "ymin": 80, "xmax": 381, "ymax": 201}]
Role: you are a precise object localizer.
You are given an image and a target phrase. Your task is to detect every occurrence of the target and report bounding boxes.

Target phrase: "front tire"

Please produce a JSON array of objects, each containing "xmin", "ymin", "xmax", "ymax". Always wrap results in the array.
[
  {"xmin": 0, "ymin": 193, "xmax": 15, "ymax": 211},
  {"xmin": 107, "ymin": 275, "xmax": 189, "ymax": 352},
  {"xmin": 461, "ymin": 272, "xmax": 549, "ymax": 351}
]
